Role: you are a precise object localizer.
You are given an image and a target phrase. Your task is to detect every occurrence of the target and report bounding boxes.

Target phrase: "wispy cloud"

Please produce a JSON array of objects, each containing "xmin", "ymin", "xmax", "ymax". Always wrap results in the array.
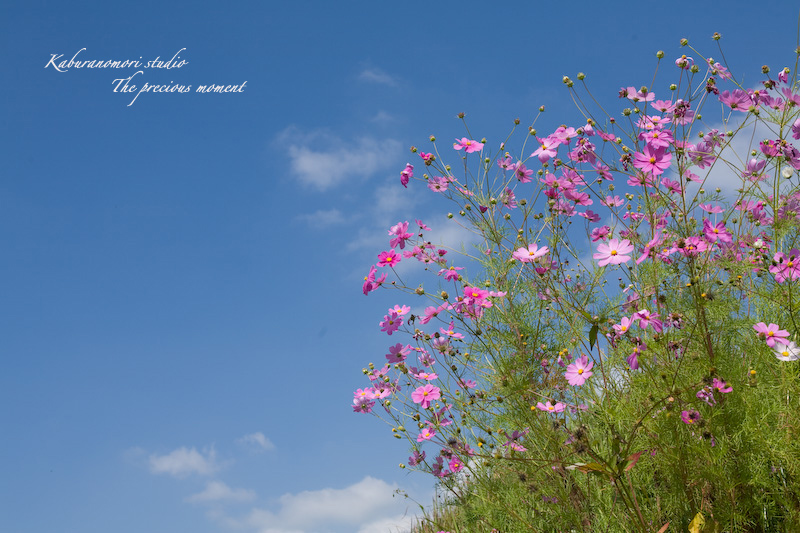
[
  {"xmin": 370, "ymin": 110, "xmax": 396, "ymax": 123},
  {"xmin": 358, "ymin": 68, "xmax": 398, "ymax": 87},
  {"xmin": 233, "ymin": 476, "xmax": 414, "ymax": 533},
  {"xmin": 278, "ymin": 127, "xmax": 403, "ymax": 191},
  {"xmin": 186, "ymin": 481, "xmax": 256, "ymax": 504},
  {"xmin": 237, "ymin": 432, "xmax": 276, "ymax": 452},
  {"xmin": 296, "ymin": 208, "xmax": 347, "ymax": 229},
  {"xmin": 148, "ymin": 446, "xmax": 218, "ymax": 478}
]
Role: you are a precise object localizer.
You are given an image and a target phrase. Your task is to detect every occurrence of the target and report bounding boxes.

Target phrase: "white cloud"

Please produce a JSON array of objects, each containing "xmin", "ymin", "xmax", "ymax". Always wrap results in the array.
[
  {"xmin": 186, "ymin": 480, "xmax": 256, "ymax": 504},
  {"xmin": 148, "ymin": 446, "xmax": 218, "ymax": 477},
  {"xmin": 296, "ymin": 209, "xmax": 347, "ymax": 229},
  {"xmin": 358, "ymin": 68, "xmax": 398, "ymax": 87},
  {"xmin": 237, "ymin": 432, "xmax": 276, "ymax": 452},
  {"xmin": 239, "ymin": 476, "xmax": 414, "ymax": 533},
  {"xmin": 370, "ymin": 111, "xmax": 396, "ymax": 123},
  {"xmin": 278, "ymin": 128, "xmax": 403, "ymax": 191}
]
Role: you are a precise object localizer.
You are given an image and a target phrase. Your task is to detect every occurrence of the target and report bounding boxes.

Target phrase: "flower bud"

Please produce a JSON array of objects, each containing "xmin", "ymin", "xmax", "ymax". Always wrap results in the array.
[
  {"xmin": 656, "ymin": 50, "xmax": 664, "ymax": 59},
  {"xmin": 680, "ymin": 38, "xmax": 688, "ymax": 46},
  {"xmin": 577, "ymin": 72, "xmax": 585, "ymax": 80},
  {"xmin": 429, "ymin": 135, "xmax": 435, "ymax": 142},
  {"xmin": 670, "ymin": 84, "xmax": 677, "ymax": 90},
  {"xmin": 712, "ymin": 32, "xmax": 721, "ymax": 41}
]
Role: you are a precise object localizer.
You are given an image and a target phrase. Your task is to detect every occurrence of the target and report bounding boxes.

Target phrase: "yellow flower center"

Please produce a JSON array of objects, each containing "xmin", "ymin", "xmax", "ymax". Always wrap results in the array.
[{"xmin": 578, "ymin": 368, "xmax": 584, "ymax": 375}]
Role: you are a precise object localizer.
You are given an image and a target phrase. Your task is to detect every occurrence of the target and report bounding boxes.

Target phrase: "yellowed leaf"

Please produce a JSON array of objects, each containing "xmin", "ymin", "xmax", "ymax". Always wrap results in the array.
[{"xmin": 688, "ymin": 512, "xmax": 705, "ymax": 533}]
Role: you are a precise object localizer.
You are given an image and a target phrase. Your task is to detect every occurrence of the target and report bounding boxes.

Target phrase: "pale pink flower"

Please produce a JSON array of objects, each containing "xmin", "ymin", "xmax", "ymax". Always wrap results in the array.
[
  {"xmin": 512, "ymin": 244, "xmax": 549, "ymax": 262},
  {"xmin": 453, "ymin": 138, "xmax": 484, "ymax": 153},
  {"xmin": 593, "ymin": 238, "xmax": 634, "ymax": 266},
  {"xmin": 536, "ymin": 401, "xmax": 565, "ymax": 413}
]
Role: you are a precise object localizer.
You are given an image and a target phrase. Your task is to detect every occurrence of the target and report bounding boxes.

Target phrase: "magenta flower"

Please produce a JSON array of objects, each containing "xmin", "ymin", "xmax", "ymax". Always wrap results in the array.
[
  {"xmin": 411, "ymin": 384, "xmax": 441, "ymax": 409},
  {"xmin": 753, "ymin": 322, "xmax": 791, "ymax": 347},
  {"xmin": 377, "ymin": 249, "xmax": 401, "ymax": 268},
  {"xmin": 564, "ymin": 355, "xmax": 593, "ymax": 386},
  {"xmin": 379, "ymin": 312, "xmax": 402, "ymax": 335},
  {"xmin": 388, "ymin": 221, "xmax": 412, "ymax": 249},
  {"xmin": 769, "ymin": 249, "xmax": 800, "ymax": 283},
  {"xmin": 362, "ymin": 265, "xmax": 387, "ymax": 295},
  {"xmin": 385, "ymin": 343, "xmax": 410, "ymax": 363},
  {"xmin": 712, "ymin": 378, "xmax": 733, "ymax": 394},
  {"xmin": 702, "ymin": 219, "xmax": 732, "ymax": 244},
  {"xmin": 719, "ymin": 89, "xmax": 752, "ymax": 112},
  {"xmin": 448, "ymin": 456, "xmax": 465, "ymax": 473},
  {"xmin": 633, "ymin": 145, "xmax": 672, "ymax": 176},
  {"xmin": 408, "ymin": 450, "xmax": 426, "ymax": 466},
  {"xmin": 681, "ymin": 410, "xmax": 701, "ymax": 425},
  {"xmin": 453, "ymin": 137, "xmax": 484, "ymax": 153},
  {"xmin": 593, "ymin": 238, "xmax": 634, "ymax": 266},
  {"xmin": 400, "ymin": 163, "xmax": 413, "ymax": 188},
  {"xmin": 438, "ymin": 265, "xmax": 463, "ymax": 281},
  {"xmin": 512, "ymin": 244, "xmax": 549, "ymax": 262}
]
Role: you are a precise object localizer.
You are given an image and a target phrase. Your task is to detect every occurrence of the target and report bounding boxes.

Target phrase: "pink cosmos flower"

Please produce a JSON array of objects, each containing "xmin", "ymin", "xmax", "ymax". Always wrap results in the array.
[
  {"xmin": 753, "ymin": 322, "xmax": 791, "ymax": 347},
  {"xmin": 385, "ymin": 343, "xmax": 410, "ymax": 363},
  {"xmin": 593, "ymin": 238, "xmax": 634, "ymax": 266},
  {"xmin": 408, "ymin": 450, "xmax": 426, "ymax": 466},
  {"xmin": 427, "ymin": 176, "xmax": 450, "ymax": 192},
  {"xmin": 702, "ymin": 219, "xmax": 733, "ymax": 244},
  {"xmin": 411, "ymin": 384, "xmax": 441, "ymax": 409},
  {"xmin": 681, "ymin": 410, "xmax": 701, "ymax": 425},
  {"xmin": 633, "ymin": 145, "xmax": 672, "ymax": 176},
  {"xmin": 536, "ymin": 401, "xmax": 565, "ymax": 413},
  {"xmin": 613, "ymin": 316, "xmax": 636, "ymax": 335},
  {"xmin": 377, "ymin": 250, "xmax": 401, "ymax": 267},
  {"xmin": 531, "ymin": 135, "xmax": 559, "ymax": 163},
  {"xmin": 362, "ymin": 265, "xmax": 387, "ymax": 295},
  {"xmin": 352, "ymin": 397, "xmax": 375, "ymax": 413},
  {"xmin": 719, "ymin": 89, "xmax": 752, "ymax": 112},
  {"xmin": 448, "ymin": 456, "xmax": 465, "ymax": 473},
  {"xmin": 712, "ymin": 378, "xmax": 733, "ymax": 394},
  {"xmin": 639, "ymin": 128, "xmax": 674, "ymax": 149},
  {"xmin": 389, "ymin": 304, "xmax": 410, "ymax": 316},
  {"xmin": 400, "ymin": 163, "xmax": 413, "ymax": 188},
  {"xmin": 379, "ymin": 312, "xmax": 402, "ymax": 335},
  {"xmin": 591, "ymin": 225, "xmax": 611, "ymax": 242},
  {"xmin": 510, "ymin": 162, "xmax": 534, "ymax": 183},
  {"xmin": 438, "ymin": 265, "xmax": 463, "ymax": 281},
  {"xmin": 417, "ymin": 427, "xmax": 436, "ymax": 442},
  {"xmin": 512, "ymin": 244, "xmax": 550, "ymax": 262},
  {"xmin": 453, "ymin": 138, "xmax": 484, "ymax": 153},
  {"xmin": 388, "ymin": 221, "xmax": 413, "ymax": 249},
  {"xmin": 564, "ymin": 355, "xmax": 593, "ymax": 386},
  {"xmin": 769, "ymin": 249, "xmax": 800, "ymax": 283}
]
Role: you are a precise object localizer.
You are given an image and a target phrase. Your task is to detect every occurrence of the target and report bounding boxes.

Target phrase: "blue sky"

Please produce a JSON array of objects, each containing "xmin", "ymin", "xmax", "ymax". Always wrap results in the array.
[{"xmin": 2, "ymin": 1, "xmax": 797, "ymax": 532}]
